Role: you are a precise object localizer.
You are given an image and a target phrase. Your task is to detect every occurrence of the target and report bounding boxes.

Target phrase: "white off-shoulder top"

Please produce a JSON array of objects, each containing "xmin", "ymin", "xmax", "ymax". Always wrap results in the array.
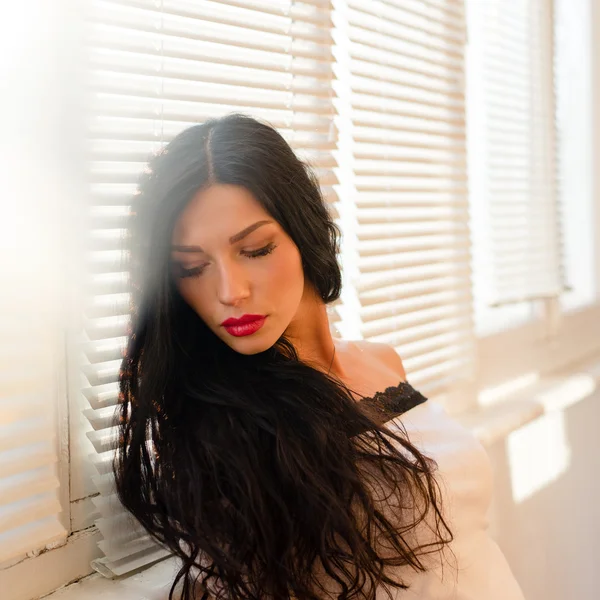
[{"xmin": 359, "ymin": 381, "xmax": 526, "ymax": 600}]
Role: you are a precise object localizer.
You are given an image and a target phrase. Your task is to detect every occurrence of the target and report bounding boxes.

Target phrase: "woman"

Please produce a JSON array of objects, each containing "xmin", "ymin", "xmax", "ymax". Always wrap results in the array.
[{"xmin": 116, "ymin": 114, "xmax": 525, "ymax": 600}]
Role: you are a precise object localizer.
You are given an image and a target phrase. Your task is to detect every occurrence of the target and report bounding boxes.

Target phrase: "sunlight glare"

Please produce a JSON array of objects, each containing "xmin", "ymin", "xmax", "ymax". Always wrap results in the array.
[
  {"xmin": 478, "ymin": 372, "xmax": 541, "ymax": 407},
  {"xmin": 507, "ymin": 411, "xmax": 571, "ymax": 504}
]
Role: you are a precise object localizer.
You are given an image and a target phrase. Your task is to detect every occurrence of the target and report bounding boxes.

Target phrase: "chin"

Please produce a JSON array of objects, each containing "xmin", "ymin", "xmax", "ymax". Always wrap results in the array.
[{"xmin": 222, "ymin": 331, "xmax": 279, "ymax": 355}]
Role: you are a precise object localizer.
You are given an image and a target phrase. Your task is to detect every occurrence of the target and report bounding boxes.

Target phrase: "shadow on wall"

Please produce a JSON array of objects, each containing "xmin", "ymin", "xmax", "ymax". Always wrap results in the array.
[{"xmin": 486, "ymin": 388, "xmax": 600, "ymax": 600}]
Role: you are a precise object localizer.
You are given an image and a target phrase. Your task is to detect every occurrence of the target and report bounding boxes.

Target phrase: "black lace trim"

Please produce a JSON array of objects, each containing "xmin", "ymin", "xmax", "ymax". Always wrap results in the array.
[{"xmin": 351, "ymin": 380, "xmax": 428, "ymax": 436}]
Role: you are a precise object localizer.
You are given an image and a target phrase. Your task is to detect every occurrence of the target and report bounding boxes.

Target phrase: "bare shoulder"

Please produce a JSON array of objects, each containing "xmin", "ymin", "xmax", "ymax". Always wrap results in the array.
[{"xmin": 353, "ymin": 340, "xmax": 407, "ymax": 381}]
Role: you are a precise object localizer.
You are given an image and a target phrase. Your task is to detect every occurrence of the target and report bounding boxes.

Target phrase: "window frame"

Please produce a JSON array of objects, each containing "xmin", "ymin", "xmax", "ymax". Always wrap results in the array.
[{"xmin": 469, "ymin": 0, "xmax": 600, "ymax": 400}]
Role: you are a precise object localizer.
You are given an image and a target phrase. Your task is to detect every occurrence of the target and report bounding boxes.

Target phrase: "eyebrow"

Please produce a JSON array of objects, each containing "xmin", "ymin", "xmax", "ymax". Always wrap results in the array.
[{"xmin": 171, "ymin": 220, "xmax": 274, "ymax": 253}]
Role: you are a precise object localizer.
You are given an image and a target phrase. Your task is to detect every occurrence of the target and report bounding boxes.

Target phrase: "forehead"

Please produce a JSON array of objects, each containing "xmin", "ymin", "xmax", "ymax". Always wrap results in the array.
[{"xmin": 172, "ymin": 184, "xmax": 273, "ymax": 245}]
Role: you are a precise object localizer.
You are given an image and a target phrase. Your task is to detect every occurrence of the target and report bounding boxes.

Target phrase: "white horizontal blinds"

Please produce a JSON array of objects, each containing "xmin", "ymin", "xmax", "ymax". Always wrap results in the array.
[
  {"xmin": 86, "ymin": 0, "xmax": 339, "ymax": 206},
  {"xmin": 469, "ymin": 0, "xmax": 564, "ymax": 307},
  {"xmin": 0, "ymin": 287, "xmax": 66, "ymax": 565},
  {"xmin": 347, "ymin": 0, "xmax": 475, "ymax": 397},
  {"xmin": 84, "ymin": 0, "xmax": 338, "ymax": 577}
]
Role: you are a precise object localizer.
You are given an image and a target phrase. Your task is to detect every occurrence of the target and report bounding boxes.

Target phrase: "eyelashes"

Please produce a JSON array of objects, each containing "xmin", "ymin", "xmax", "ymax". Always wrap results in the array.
[
  {"xmin": 177, "ymin": 264, "xmax": 205, "ymax": 279},
  {"xmin": 177, "ymin": 243, "xmax": 278, "ymax": 279},
  {"xmin": 244, "ymin": 242, "xmax": 277, "ymax": 259}
]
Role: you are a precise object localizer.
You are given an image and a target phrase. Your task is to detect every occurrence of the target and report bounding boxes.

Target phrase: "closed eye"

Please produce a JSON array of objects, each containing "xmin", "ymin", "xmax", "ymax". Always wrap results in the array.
[
  {"xmin": 242, "ymin": 243, "xmax": 277, "ymax": 259},
  {"xmin": 177, "ymin": 264, "xmax": 207, "ymax": 279},
  {"xmin": 174, "ymin": 243, "xmax": 277, "ymax": 279}
]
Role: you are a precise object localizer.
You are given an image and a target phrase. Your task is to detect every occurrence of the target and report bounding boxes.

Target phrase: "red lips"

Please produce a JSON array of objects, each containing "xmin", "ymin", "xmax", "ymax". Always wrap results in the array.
[
  {"xmin": 221, "ymin": 314, "xmax": 267, "ymax": 337},
  {"xmin": 221, "ymin": 314, "xmax": 266, "ymax": 327}
]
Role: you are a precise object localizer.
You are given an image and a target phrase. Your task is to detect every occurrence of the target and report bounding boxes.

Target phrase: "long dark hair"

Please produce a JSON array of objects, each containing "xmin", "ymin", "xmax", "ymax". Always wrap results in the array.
[{"xmin": 115, "ymin": 114, "xmax": 452, "ymax": 600}]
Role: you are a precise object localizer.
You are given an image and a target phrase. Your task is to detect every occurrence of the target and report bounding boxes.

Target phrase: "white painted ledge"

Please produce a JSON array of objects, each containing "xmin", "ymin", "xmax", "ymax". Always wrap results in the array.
[
  {"xmin": 40, "ymin": 557, "xmax": 180, "ymax": 600},
  {"xmin": 2, "ymin": 528, "xmax": 103, "ymax": 600},
  {"xmin": 457, "ymin": 356, "xmax": 600, "ymax": 447},
  {"xmin": 37, "ymin": 356, "xmax": 600, "ymax": 600}
]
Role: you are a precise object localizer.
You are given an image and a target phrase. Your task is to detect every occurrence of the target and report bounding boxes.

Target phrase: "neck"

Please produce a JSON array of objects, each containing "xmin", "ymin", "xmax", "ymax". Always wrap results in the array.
[{"xmin": 283, "ymin": 284, "xmax": 346, "ymax": 378}]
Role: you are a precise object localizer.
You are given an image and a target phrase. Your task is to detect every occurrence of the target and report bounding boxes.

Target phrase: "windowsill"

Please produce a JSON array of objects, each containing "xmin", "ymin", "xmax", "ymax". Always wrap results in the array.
[
  {"xmin": 41, "ymin": 356, "xmax": 600, "ymax": 600},
  {"xmin": 41, "ymin": 557, "xmax": 181, "ymax": 600},
  {"xmin": 457, "ymin": 355, "xmax": 600, "ymax": 447}
]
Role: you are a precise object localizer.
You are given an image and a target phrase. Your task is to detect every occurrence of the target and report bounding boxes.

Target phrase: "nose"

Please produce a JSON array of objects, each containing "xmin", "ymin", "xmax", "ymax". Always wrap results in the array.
[{"xmin": 216, "ymin": 260, "xmax": 250, "ymax": 307}]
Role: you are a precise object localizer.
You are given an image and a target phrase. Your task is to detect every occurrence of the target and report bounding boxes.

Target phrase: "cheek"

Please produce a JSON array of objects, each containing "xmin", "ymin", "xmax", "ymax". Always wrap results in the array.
[
  {"xmin": 176, "ymin": 280, "xmax": 210, "ymax": 318},
  {"xmin": 268, "ymin": 246, "xmax": 304, "ymax": 292}
]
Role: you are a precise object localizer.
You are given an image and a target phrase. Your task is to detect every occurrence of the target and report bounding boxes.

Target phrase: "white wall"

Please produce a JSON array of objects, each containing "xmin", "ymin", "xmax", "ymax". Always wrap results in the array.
[{"xmin": 486, "ymin": 387, "xmax": 600, "ymax": 600}]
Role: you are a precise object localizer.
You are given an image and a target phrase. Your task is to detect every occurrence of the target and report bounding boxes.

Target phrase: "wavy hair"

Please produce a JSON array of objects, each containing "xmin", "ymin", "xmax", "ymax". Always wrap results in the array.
[{"xmin": 115, "ymin": 114, "xmax": 452, "ymax": 600}]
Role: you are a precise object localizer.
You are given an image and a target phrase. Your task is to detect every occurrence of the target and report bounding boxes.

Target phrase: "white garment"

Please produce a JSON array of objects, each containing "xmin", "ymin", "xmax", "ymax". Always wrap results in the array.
[
  {"xmin": 381, "ymin": 399, "xmax": 526, "ymax": 600},
  {"xmin": 199, "ymin": 398, "xmax": 526, "ymax": 599}
]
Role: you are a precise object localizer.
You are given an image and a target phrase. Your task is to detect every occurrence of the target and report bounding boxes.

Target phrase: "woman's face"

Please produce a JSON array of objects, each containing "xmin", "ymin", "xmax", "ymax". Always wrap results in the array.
[{"xmin": 171, "ymin": 184, "xmax": 306, "ymax": 354}]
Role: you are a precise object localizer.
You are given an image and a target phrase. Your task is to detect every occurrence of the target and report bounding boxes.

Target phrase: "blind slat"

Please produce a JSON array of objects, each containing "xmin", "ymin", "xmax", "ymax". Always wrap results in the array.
[
  {"xmin": 0, "ymin": 495, "xmax": 62, "ymax": 537},
  {"xmin": 358, "ymin": 250, "xmax": 470, "ymax": 276},
  {"xmin": 0, "ymin": 519, "xmax": 66, "ymax": 565},
  {"xmin": 89, "ymin": 116, "xmax": 337, "ymax": 147},
  {"xmin": 0, "ymin": 298, "xmax": 66, "ymax": 563},
  {"xmin": 90, "ymin": 72, "xmax": 337, "ymax": 113},
  {"xmin": 356, "ymin": 206, "xmax": 469, "ymax": 224}
]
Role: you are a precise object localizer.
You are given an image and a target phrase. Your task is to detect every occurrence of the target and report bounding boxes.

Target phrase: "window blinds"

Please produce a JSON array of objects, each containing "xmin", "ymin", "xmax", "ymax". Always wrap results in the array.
[
  {"xmin": 0, "ymin": 295, "xmax": 66, "ymax": 565},
  {"xmin": 83, "ymin": 0, "xmax": 338, "ymax": 577},
  {"xmin": 0, "ymin": 14, "xmax": 69, "ymax": 562},
  {"xmin": 466, "ymin": 0, "xmax": 566, "ymax": 308},
  {"xmin": 345, "ymin": 0, "xmax": 475, "ymax": 398}
]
